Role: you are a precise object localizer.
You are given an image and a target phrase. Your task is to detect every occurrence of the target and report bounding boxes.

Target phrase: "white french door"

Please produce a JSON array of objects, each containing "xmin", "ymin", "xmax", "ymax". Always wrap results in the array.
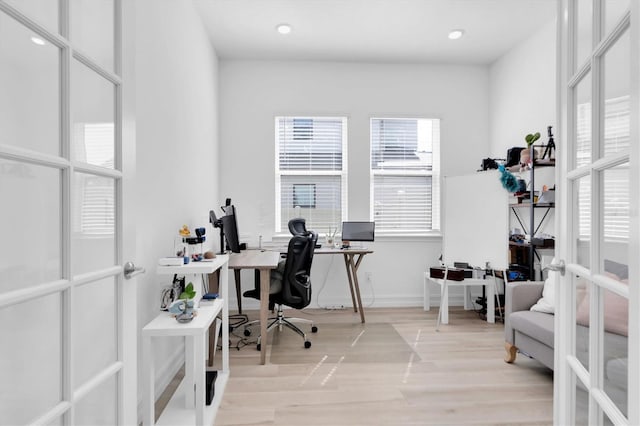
[
  {"xmin": 0, "ymin": 0, "xmax": 137, "ymax": 424},
  {"xmin": 556, "ymin": 0, "xmax": 639, "ymax": 425}
]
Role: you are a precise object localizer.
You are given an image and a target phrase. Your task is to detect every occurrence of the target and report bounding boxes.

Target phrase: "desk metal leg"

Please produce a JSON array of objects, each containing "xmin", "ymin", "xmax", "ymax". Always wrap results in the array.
[
  {"xmin": 259, "ymin": 268, "xmax": 270, "ymax": 364},
  {"xmin": 345, "ymin": 254, "xmax": 366, "ymax": 323}
]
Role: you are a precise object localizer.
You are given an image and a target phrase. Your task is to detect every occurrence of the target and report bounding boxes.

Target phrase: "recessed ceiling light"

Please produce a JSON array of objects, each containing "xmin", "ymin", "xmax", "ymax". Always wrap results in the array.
[
  {"xmin": 31, "ymin": 36, "xmax": 46, "ymax": 46},
  {"xmin": 276, "ymin": 23, "xmax": 292, "ymax": 35},
  {"xmin": 448, "ymin": 29, "xmax": 464, "ymax": 40}
]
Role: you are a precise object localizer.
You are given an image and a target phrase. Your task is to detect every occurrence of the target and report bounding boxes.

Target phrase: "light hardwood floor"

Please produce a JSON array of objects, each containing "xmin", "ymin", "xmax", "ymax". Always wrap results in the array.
[{"xmin": 160, "ymin": 307, "xmax": 553, "ymax": 425}]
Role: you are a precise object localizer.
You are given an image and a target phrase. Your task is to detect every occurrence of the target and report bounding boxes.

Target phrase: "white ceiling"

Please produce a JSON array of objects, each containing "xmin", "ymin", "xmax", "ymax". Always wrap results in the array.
[{"xmin": 194, "ymin": 0, "xmax": 557, "ymax": 65}]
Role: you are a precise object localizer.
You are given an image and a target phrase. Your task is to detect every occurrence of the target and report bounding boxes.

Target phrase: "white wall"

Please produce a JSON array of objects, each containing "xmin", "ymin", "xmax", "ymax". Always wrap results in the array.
[
  {"xmin": 135, "ymin": 0, "xmax": 219, "ymax": 410},
  {"xmin": 489, "ymin": 20, "xmax": 557, "ymax": 159},
  {"xmin": 219, "ymin": 60, "xmax": 490, "ymax": 309}
]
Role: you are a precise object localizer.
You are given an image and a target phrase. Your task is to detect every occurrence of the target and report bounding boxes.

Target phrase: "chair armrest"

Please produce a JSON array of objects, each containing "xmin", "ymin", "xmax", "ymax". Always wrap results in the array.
[
  {"xmin": 505, "ymin": 281, "xmax": 544, "ymax": 344},
  {"xmin": 506, "ymin": 281, "xmax": 544, "ymax": 315}
]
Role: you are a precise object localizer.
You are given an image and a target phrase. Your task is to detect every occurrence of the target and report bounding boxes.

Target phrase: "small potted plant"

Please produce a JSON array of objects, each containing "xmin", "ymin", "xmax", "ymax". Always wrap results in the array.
[
  {"xmin": 168, "ymin": 282, "xmax": 197, "ymax": 323},
  {"xmin": 520, "ymin": 132, "xmax": 540, "ymax": 170}
]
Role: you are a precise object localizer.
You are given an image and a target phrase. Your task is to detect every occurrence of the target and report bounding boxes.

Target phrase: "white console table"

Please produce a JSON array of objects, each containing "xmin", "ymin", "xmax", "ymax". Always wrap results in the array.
[
  {"xmin": 143, "ymin": 255, "xmax": 229, "ymax": 426},
  {"xmin": 424, "ymin": 270, "xmax": 502, "ymax": 329}
]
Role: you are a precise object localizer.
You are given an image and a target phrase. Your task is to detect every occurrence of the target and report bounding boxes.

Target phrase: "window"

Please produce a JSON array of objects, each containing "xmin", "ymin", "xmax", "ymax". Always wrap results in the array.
[
  {"xmin": 370, "ymin": 118, "xmax": 440, "ymax": 234},
  {"xmin": 293, "ymin": 184, "xmax": 316, "ymax": 208},
  {"xmin": 276, "ymin": 117, "xmax": 347, "ymax": 233}
]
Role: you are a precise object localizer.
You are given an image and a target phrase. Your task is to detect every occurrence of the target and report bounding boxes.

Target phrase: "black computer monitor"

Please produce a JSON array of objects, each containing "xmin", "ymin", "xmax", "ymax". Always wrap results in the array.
[
  {"xmin": 221, "ymin": 204, "xmax": 241, "ymax": 253},
  {"xmin": 341, "ymin": 221, "xmax": 375, "ymax": 242}
]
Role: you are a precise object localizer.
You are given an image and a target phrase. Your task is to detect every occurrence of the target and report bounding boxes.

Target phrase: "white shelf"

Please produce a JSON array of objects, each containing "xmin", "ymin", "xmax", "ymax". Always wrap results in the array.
[
  {"xmin": 142, "ymin": 301, "xmax": 223, "ymax": 337},
  {"xmin": 157, "ymin": 255, "xmax": 229, "ymax": 275},
  {"xmin": 143, "ymin": 255, "xmax": 229, "ymax": 426}
]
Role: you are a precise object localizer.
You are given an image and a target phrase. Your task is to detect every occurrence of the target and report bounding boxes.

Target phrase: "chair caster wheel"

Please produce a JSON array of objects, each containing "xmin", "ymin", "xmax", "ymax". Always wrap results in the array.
[
  {"xmin": 257, "ymin": 343, "xmax": 261, "ymax": 351},
  {"xmin": 244, "ymin": 329, "xmax": 251, "ymax": 337},
  {"xmin": 311, "ymin": 326, "xmax": 318, "ymax": 333},
  {"xmin": 304, "ymin": 341, "xmax": 311, "ymax": 349}
]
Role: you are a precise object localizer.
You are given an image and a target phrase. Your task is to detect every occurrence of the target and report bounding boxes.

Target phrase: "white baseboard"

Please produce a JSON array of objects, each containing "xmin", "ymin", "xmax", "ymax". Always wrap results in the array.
[{"xmin": 227, "ymin": 291, "xmax": 479, "ymax": 310}]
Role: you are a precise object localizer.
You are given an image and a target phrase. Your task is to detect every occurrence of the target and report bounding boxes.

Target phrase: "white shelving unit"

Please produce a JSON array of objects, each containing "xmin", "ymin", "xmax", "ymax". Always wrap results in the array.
[{"xmin": 143, "ymin": 255, "xmax": 229, "ymax": 426}]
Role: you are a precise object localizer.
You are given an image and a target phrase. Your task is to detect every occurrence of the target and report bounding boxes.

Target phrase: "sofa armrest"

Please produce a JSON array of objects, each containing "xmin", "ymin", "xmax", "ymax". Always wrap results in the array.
[{"xmin": 505, "ymin": 281, "xmax": 544, "ymax": 345}]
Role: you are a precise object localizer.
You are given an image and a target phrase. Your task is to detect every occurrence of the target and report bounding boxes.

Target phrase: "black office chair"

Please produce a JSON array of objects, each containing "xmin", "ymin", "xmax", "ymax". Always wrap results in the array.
[{"xmin": 243, "ymin": 230, "xmax": 318, "ymax": 349}]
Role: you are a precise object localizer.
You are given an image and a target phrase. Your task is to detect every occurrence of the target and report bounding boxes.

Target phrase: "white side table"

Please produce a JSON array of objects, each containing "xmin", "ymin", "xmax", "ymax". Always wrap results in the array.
[
  {"xmin": 424, "ymin": 270, "xmax": 502, "ymax": 329},
  {"xmin": 143, "ymin": 255, "xmax": 229, "ymax": 426}
]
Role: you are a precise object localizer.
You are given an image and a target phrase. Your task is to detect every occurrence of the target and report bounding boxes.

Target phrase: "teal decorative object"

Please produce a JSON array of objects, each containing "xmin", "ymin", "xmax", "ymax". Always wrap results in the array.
[{"xmin": 498, "ymin": 164, "xmax": 519, "ymax": 193}]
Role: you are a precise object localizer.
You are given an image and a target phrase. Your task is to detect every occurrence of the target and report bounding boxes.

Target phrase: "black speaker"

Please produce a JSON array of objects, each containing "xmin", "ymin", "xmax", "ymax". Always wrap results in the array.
[{"xmin": 206, "ymin": 370, "xmax": 218, "ymax": 405}]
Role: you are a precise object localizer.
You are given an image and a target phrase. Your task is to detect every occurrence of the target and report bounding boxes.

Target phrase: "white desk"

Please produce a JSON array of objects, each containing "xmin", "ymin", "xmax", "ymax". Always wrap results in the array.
[
  {"xmin": 144, "ymin": 255, "xmax": 229, "ymax": 426},
  {"xmin": 424, "ymin": 271, "xmax": 501, "ymax": 329},
  {"xmin": 228, "ymin": 250, "xmax": 281, "ymax": 365}
]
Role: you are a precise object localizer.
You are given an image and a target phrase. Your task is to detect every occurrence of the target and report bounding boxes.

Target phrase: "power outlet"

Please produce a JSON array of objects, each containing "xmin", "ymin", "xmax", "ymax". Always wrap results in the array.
[{"xmin": 325, "ymin": 304, "xmax": 345, "ymax": 310}]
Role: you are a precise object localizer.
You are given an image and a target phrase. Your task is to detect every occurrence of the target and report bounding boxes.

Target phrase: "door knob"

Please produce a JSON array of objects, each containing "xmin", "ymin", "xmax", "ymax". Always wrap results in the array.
[
  {"xmin": 124, "ymin": 261, "xmax": 145, "ymax": 279},
  {"xmin": 543, "ymin": 259, "xmax": 565, "ymax": 276}
]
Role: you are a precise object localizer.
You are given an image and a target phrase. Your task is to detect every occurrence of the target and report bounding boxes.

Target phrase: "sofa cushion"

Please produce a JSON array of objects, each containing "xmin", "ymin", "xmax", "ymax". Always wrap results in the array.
[
  {"xmin": 509, "ymin": 311, "xmax": 554, "ymax": 348},
  {"xmin": 530, "ymin": 271, "xmax": 557, "ymax": 314}
]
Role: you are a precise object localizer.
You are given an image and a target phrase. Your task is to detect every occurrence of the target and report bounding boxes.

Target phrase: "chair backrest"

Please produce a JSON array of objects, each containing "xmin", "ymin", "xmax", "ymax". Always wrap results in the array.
[
  {"xmin": 288, "ymin": 217, "xmax": 307, "ymax": 236},
  {"xmin": 278, "ymin": 231, "xmax": 318, "ymax": 309}
]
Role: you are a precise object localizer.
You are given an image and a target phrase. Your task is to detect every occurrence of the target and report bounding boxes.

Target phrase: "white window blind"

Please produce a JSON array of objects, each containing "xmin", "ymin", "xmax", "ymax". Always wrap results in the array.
[
  {"xmin": 577, "ymin": 96, "xmax": 629, "ymax": 242},
  {"xmin": 276, "ymin": 117, "xmax": 347, "ymax": 233},
  {"xmin": 370, "ymin": 118, "xmax": 440, "ymax": 234}
]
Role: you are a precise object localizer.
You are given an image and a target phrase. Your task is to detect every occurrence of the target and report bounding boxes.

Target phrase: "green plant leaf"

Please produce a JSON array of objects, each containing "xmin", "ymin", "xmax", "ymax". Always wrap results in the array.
[
  {"xmin": 179, "ymin": 282, "xmax": 196, "ymax": 299},
  {"xmin": 525, "ymin": 132, "xmax": 541, "ymax": 146}
]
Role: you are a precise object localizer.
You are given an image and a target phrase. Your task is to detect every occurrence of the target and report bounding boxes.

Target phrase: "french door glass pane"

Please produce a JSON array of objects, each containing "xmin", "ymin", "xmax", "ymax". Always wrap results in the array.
[
  {"xmin": 575, "ymin": 275, "xmax": 590, "ymax": 370},
  {"xmin": 575, "ymin": 176, "xmax": 591, "ymax": 268},
  {"xmin": 575, "ymin": 72, "xmax": 592, "ymax": 168},
  {"xmin": 70, "ymin": 0, "xmax": 114, "ymax": 72},
  {"xmin": 0, "ymin": 12, "xmax": 60, "ymax": 156},
  {"xmin": 0, "ymin": 160, "xmax": 61, "ymax": 292},
  {"xmin": 575, "ymin": 373, "xmax": 590, "ymax": 425},
  {"xmin": 71, "ymin": 173, "xmax": 115, "ymax": 274},
  {"xmin": 74, "ymin": 374, "xmax": 117, "ymax": 425},
  {"xmin": 71, "ymin": 60, "xmax": 115, "ymax": 169},
  {"xmin": 73, "ymin": 277, "xmax": 117, "ymax": 387},
  {"xmin": 604, "ymin": 0, "xmax": 630, "ymax": 36},
  {"xmin": 0, "ymin": 293, "xmax": 62, "ymax": 425},
  {"xmin": 4, "ymin": 0, "xmax": 59, "ymax": 33},
  {"xmin": 601, "ymin": 285, "xmax": 628, "ymax": 417},
  {"xmin": 576, "ymin": 0, "xmax": 593, "ymax": 69},
  {"xmin": 602, "ymin": 30, "xmax": 630, "ymax": 158},
  {"xmin": 601, "ymin": 163, "xmax": 629, "ymax": 245}
]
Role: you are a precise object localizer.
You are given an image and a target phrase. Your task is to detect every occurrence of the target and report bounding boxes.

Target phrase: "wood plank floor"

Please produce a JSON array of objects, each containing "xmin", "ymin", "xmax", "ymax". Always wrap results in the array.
[{"xmin": 162, "ymin": 307, "xmax": 554, "ymax": 425}]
